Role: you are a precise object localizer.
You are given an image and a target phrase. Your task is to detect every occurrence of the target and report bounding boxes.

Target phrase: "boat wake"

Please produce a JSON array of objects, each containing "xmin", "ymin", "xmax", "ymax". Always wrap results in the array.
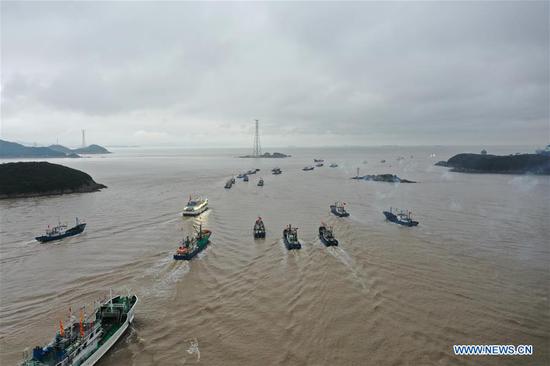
[{"xmin": 327, "ymin": 246, "xmax": 370, "ymax": 294}]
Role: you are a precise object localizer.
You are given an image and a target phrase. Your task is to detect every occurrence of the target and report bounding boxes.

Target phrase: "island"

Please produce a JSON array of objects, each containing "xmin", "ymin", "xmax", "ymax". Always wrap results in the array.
[
  {"xmin": 1, "ymin": 139, "xmax": 69, "ymax": 158},
  {"xmin": 50, "ymin": 143, "xmax": 111, "ymax": 155},
  {"xmin": 435, "ymin": 153, "xmax": 550, "ymax": 174},
  {"xmin": 0, "ymin": 139, "xmax": 111, "ymax": 158},
  {"xmin": 351, "ymin": 174, "xmax": 416, "ymax": 183},
  {"xmin": 0, "ymin": 162, "xmax": 107, "ymax": 199},
  {"xmin": 239, "ymin": 152, "xmax": 291, "ymax": 158}
]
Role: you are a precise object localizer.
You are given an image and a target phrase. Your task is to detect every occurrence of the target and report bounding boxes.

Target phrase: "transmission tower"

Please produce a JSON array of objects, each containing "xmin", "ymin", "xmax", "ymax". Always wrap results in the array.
[
  {"xmin": 81, "ymin": 129, "xmax": 86, "ymax": 147},
  {"xmin": 253, "ymin": 119, "xmax": 261, "ymax": 156}
]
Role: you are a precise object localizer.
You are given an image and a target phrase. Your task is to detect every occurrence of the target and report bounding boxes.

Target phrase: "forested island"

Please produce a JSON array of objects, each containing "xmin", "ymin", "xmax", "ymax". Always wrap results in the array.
[
  {"xmin": 0, "ymin": 139, "xmax": 111, "ymax": 158},
  {"xmin": 351, "ymin": 174, "xmax": 416, "ymax": 183},
  {"xmin": 0, "ymin": 162, "xmax": 107, "ymax": 199},
  {"xmin": 239, "ymin": 152, "xmax": 290, "ymax": 158},
  {"xmin": 435, "ymin": 153, "xmax": 550, "ymax": 174}
]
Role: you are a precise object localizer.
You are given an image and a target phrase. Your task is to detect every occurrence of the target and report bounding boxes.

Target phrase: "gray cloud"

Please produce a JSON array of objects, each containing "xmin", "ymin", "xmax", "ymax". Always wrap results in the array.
[{"xmin": 1, "ymin": 1, "xmax": 548, "ymax": 147}]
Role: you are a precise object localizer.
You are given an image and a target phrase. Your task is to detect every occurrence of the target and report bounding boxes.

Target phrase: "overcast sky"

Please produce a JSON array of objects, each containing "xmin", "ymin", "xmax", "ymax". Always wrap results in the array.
[{"xmin": 1, "ymin": 1, "xmax": 549, "ymax": 148}]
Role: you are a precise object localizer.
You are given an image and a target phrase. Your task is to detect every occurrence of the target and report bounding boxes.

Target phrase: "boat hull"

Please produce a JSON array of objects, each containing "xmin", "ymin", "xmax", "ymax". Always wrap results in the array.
[
  {"xmin": 383, "ymin": 211, "xmax": 419, "ymax": 226},
  {"xmin": 330, "ymin": 206, "xmax": 349, "ymax": 217},
  {"xmin": 319, "ymin": 227, "xmax": 338, "ymax": 246},
  {"xmin": 35, "ymin": 223, "xmax": 87, "ymax": 243}
]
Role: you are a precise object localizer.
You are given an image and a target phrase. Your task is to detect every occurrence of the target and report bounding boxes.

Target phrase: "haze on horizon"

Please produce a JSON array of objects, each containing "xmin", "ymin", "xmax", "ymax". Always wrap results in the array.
[{"xmin": 1, "ymin": 1, "xmax": 549, "ymax": 148}]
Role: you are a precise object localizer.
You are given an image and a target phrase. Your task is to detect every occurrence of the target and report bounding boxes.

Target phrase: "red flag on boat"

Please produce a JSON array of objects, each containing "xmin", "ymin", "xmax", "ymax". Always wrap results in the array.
[{"xmin": 59, "ymin": 320, "xmax": 65, "ymax": 336}]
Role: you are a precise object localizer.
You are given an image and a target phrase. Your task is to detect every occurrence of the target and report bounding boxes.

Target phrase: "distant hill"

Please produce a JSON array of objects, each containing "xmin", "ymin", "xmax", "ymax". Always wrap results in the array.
[
  {"xmin": 0, "ymin": 161, "xmax": 107, "ymax": 199},
  {"xmin": 0, "ymin": 139, "xmax": 68, "ymax": 158},
  {"xmin": 240, "ymin": 152, "xmax": 290, "ymax": 158},
  {"xmin": 72, "ymin": 144, "xmax": 111, "ymax": 154},
  {"xmin": 48, "ymin": 144, "xmax": 74, "ymax": 154},
  {"xmin": 435, "ymin": 153, "xmax": 550, "ymax": 174}
]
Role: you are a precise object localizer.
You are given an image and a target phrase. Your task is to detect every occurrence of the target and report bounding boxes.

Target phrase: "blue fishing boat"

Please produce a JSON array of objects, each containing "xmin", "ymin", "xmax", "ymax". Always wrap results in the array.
[
  {"xmin": 383, "ymin": 208, "xmax": 418, "ymax": 226},
  {"xmin": 35, "ymin": 218, "xmax": 86, "ymax": 243}
]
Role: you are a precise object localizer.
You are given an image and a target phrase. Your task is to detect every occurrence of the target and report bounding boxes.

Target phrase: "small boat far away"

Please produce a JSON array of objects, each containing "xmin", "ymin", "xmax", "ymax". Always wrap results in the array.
[
  {"xmin": 383, "ymin": 208, "xmax": 419, "ymax": 226},
  {"xmin": 22, "ymin": 293, "xmax": 138, "ymax": 366},
  {"xmin": 243, "ymin": 175, "xmax": 249, "ymax": 182},
  {"xmin": 313, "ymin": 159, "xmax": 324, "ymax": 163},
  {"xmin": 224, "ymin": 178, "xmax": 233, "ymax": 189},
  {"xmin": 257, "ymin": 178, "xmax": 264, "ymax": 186},
  {"xmin": 35, "ymin": 217, "xmax": 86, "ymax": 243},
  {"xmin": 174, "ymin": 224, "xmax": 212, "ymax": 260},
  {"xmin": 302, "ymin": 166, "xmax": 314, "ymax": 171},
  {"xmin": 253, "ymin": 217, "xmax": 266, "ymax": 239},
  {"xmin": 272, "ymin": 167, "xmax": 282, "ymax": 175},
  {"xmin": 330, "ymin": 201, "xmax": 350, "ymax": 217},
  {"xmin": 319, "ymin": 222, "xmax": 339, "ymax": 246},
  {"xmin": 315, "ymin": 163, "xmax": 324, "ymax": 167},
  {"xmin": 182, "ymin": 195, "xmax": 208, "ymax": 217},
  {"xmin": 329, "ymin": 163, "xmax": 338, "ymax": 168},
  {"xmin": 283, "ymin": 224, "xmax": 301, "ymax": 250}
]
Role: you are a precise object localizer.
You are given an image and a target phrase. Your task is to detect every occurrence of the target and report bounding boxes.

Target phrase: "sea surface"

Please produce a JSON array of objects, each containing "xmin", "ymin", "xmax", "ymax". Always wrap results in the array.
[{"xmin": 1, "ymin": 146, "xmax": 549, "ymax": 365}]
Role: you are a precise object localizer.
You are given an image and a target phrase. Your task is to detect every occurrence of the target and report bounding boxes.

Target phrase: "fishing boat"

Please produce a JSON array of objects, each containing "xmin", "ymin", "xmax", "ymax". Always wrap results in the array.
[
  {"xmin": 182, "ymin": 195, "xmax": 208, "ymax": 216},
  {"xmin": 330, "ymin": 202, "xmax": 349, "ymax": 217},
  {"xmin": 315, "ymin": 163, "xmax": 324, "ymax": 167},
  {"xmin": 21, "ymin": 293, "xmax": 138, "ymax": 366},
  {"xmin": 319, "ymin": 223, "xmax": 338, "ymax": 246},
  {"xmin": 247, "ymin": 169, "xmax": 257, "ymax": 175},
  {"xmin": 329, "ymin": 163, "xmax": 338, "ymax": 168},
  {"xmin": 272, "ymin": 167, "xmax": 282, "ymax": 175},
  {"xmin": 283, "ymin": 225, "xmax": 301, "ymax": 250},
  {"xmin": 302, "ymin": 166, "xmax": 314, "ymax": 171},
  {"xmin": 35, "ymin": 218, "xmax": 86, "ymax": 243},
  {"xmin": 253, "ymin": 217, "xmax": 266, "ymax": 239},
  {"xmin": 224, "ymin": 179, "xmax": 233, "ymax": 189},
  {"xmin": 173, "ymin": 225, "xmax": 212, "ymax": 260},
  {"xmin": 313, "ymin": 159, "xmax": 324, "ymax": 163},
  {"xmin": 383, "ymin": 208, "xmax": 418, "ymax": 226},
  {"xmin": 257, "ymin": 178, "xmax": 264, "ymax": 186},
  {"xmin": 243, "ymin": 175, "xmax": 249, "ymax": 182},
  {"xmin": 237, "ymin": 173, "xmax": 246, "ymax": 179}
]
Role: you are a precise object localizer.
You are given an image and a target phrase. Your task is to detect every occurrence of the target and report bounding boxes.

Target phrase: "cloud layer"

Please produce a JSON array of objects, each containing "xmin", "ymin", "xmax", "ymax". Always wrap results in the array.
[{"xmin": 1, "ymin": 2, "xmax": 548, "ymax": 147}]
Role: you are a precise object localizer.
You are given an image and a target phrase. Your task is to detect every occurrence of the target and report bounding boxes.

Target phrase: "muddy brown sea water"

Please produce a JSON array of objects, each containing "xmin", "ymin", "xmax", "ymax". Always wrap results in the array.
[{"xmin": 1, "ymin": 146, "xmax": 548, "ymax": 365}]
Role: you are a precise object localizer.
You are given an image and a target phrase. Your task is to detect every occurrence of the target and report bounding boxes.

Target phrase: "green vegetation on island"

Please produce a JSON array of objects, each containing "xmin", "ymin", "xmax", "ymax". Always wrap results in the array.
[
  {"xmin": 0, "ymin": 162, "xmax": 107, "ymax": 199},
  {"xmin": 239, "ymin": 152, "xmax": 290, "ymax": 158},
  {"xmin": 0, "ymin": 139, "xmax": 111, "ymax": 158},
  {"xmin": 435, "ymin": 153, "xmax": 550, "ymax": 174}
]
